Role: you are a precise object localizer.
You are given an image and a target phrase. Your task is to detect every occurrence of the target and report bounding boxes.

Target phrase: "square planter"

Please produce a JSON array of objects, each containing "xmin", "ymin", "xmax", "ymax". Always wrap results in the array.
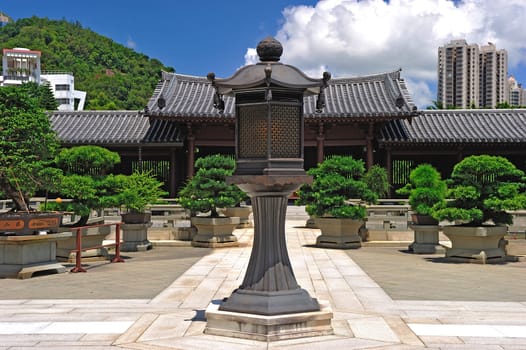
[
  {"xmin": 191, "ymin": 216, "xmax": 240, "ymax": 248},
  {"xmin": 314, "ymin": 217, "xmax": 364, "ymax": 249},
  {"xmin": 442, "ymin": 225, "xmax": 508, "ymax": 263}
]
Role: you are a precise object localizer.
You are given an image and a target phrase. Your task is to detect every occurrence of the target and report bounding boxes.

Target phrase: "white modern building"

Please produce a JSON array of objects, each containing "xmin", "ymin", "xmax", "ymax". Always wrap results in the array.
[
  {"xmin": 438, "ymin": 40, "xmax": 508, "ymax": 108},
  {"xmin": 1, "ymin": 48, "xmax": 86, "ymax": 111},
  {"xmin": 41, "ymin": 72, "xmax": 86, "ymax": 111}
]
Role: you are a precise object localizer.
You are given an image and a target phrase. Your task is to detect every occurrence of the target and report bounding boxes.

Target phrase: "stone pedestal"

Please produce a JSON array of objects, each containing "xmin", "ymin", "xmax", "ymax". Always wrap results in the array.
[
  {"xmin": 205, "ymin": 300, "xmax": 333, "ymax": 341},
  {"xmin": 121, "ymin": 223, "xmax": 152, "ymax": 252},
  {"xmin": 191, "ymin": 216, "xmax": 240, "ymax": 248},
  {"xmin": 0, "ymin": 233, "xmax": 69, "ymax": 279},
  {"xmin": 408, "ymin": 224, "xmax": 445, "ymax": 254},
  {"xmin": 206, "ymin": 175, "xmax": 333, "ymax": 340}
]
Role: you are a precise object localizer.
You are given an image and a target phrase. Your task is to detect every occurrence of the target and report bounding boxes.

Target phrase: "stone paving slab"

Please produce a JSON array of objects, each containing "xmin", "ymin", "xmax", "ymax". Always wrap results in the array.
[{"xmin": 0, "ymin": 220, "xmax": 525, "ymax": 349}]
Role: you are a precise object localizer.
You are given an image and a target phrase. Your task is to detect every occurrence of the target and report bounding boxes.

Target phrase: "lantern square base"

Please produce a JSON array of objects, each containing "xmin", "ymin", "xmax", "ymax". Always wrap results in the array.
[{"xmin": 204, "ymin": 299, "xmax": 333, "ymax": 342}]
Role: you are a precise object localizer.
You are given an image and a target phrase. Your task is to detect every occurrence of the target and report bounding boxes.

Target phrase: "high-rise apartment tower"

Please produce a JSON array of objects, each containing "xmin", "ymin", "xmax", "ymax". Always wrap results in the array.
[{"xmin": 438, "ymin": 40, "xmax": 508, "ymax": 108}]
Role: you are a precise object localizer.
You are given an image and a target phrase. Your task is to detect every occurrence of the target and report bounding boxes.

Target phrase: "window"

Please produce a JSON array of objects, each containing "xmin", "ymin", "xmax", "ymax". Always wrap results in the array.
[
  {"xmin": 56, "ymin": 98, "xmax": 71, "ymax": 105},
  {"xmin": 55, "ymin": 84, "xmax": 70, "ymax": 91}
]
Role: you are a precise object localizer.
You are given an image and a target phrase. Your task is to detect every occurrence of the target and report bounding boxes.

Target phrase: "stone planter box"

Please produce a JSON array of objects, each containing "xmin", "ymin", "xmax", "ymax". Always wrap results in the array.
[
  {"xmin": 408, "ymin": 224, "xmax": 445, "ymax": 254},
  {"xmin": 442, "ymin": 225, "xmax": 508, "ymax": 263},
  {"xmin": 191, "ymin": 216, "xmax": 240, "ymax": 248},
  {"xmin": 313, "ymin": 217, "xmax": 364, "ymax": 249},
  {"xmin": 223, "ymin": 206, "xmax": 252, "ymax": 228},
  {"xmin": 0, "ymin": 232, "xmax": 69, "ymax": 279}
]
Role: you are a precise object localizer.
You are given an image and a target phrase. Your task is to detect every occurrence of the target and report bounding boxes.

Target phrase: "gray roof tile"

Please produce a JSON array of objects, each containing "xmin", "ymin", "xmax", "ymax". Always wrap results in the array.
[
  {"xmin": 146, "ymin": 70, "xmax": 418, "ymax": 120},
  {"xmin": 380, "ymin": 109, "xmax": 526, "ymax": 144},
  {"xmin": 50, "ymin": 111, "xmax": 182, "ymax": 145}
]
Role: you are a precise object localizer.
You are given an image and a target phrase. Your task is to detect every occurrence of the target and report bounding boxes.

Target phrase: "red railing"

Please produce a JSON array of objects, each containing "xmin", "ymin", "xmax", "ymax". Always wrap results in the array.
[{"xmin": 70, "ymin": 222, "xmax": 125, "ymax": 273}]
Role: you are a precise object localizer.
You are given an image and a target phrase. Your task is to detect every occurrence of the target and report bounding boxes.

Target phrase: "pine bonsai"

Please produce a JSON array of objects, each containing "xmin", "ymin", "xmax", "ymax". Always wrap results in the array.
[
  {"xmin": 177, "ymin": 154, "xmax": 247, "ymax": 217},
  {"xmin": 296, "ymin": 156, "xmax": 378, "ymax": 219},
  {"xmin": 432, "ymin": 155, "xmax": 526, "ymax": 226},
  {"xmin": 397, "ymin": 164, "xmax": 446, "ymax": 222}
]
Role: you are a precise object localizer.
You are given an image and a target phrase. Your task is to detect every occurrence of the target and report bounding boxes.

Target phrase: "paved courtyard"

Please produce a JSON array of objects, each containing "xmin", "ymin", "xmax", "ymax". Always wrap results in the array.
[{"xmin": 0, "ymin": 220, "xmax": 525, "ymax": 349}]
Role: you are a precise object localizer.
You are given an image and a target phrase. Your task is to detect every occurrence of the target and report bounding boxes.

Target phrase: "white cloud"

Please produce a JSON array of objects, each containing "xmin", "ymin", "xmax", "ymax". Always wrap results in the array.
[
  {"xmin": 244, "ymin": 0, "xmax": 526, "ymax": 108},
  {"xmin": 127, "ymin": 36, "xmax": 136, "ymax": 49},
  {"xmin": 244, "ymin": 48, "xmax": 258, "ymax": 65}
]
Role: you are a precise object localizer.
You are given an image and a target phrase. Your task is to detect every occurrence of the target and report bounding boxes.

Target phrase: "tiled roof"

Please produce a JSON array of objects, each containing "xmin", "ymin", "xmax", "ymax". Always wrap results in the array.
[
  {"xmin": 50, "ymin": 111, "xmax": 182, "ymax": 145},
  {"xmin": 146, "ymin": 69, "xmax": 418, "ymax": 121},
  {"xmin": 380, "ymin": 109, "xmax": 526, "ymax": 145}
]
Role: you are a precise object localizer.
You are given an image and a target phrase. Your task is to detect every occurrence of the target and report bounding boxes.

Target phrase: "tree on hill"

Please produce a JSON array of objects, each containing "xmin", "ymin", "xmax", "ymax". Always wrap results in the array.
[{"xmin": 0, "ymin": 16, "xmax": 174, "ymax": 110}]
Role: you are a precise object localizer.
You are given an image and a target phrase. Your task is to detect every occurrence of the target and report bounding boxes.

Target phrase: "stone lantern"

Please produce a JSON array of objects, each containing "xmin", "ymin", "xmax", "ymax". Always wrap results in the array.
[{"xmin": 204, "ymin": 37, "xmax": 333, "ymax": 341}]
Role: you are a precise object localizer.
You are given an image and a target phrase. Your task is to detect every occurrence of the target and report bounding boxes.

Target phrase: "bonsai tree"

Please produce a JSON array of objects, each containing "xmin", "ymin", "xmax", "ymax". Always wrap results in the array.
[
  {"xmin": 296, "ymin": 156, "xmax": 378, "ymax": 219},
  {"xmin": 433, "ymin": 155, "xmax": 526, "ymax": 226},
  {"xmin": 177, "ymin": 154, "xmax": 247, "ymax": 217},
  {"xmin": 47, "ymin": 145, "xmax": 121, "ymax": 226},
  {"xmin": 396, "ymin": 164, "xmax": 447, "ymax": 224},
  {"xmin": 0, "ymin": 85, "xmax": 61, "ymax": 212},
  {"xmin": 109, "ymin": 170, "xmax": 168, "ymax": 214},
  {"xmin": 363, "ymin": 164, "xmax": 390, "ymax": 199}
]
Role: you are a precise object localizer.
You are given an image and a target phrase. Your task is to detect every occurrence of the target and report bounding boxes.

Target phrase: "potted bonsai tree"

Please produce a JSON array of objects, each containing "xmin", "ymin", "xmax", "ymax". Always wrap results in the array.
[
  {"xmin": 44, "ymin": 145, "xmax": 123, "ymax": 260},
  {"xmin": 432, "ymin": 155, "xmax": 526, "ymax": 263},
  {"xmin": 396, "ymin": 164, "xmax": 447, "ymax": 253},
  {"xmin": 296, "ymin": 156, "xmax": 378, "ymax": 248},
  {"xmin": 107, "ymin": 170, "xmax": 168, "ymax": 251},
  {"xmin": 0, "ymin": 84, "xmax": 63, "ymax": 236},
  {"xmin": 177, "ymin": 154, "xmax": 246, "ymax": 247},
  {"xmin": 50, "ymin": 145, "xmax": 121, "ymax": 227},
  {"xmin": 110, "ymin": 170, "xmax": 168, "ymax": 224}
]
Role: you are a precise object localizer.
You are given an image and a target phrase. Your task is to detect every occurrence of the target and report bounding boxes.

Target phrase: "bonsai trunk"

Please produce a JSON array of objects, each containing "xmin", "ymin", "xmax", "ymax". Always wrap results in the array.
[{"xmin": 2, "ymin": 182, "xmax": 31, "ymax": 212}]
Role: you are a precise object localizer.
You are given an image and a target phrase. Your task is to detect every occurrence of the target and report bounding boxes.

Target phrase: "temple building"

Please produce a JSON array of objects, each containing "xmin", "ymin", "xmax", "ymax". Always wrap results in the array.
[{"xmin": 51, "ymin": 52, "xmax": 526, "ymax": 197}]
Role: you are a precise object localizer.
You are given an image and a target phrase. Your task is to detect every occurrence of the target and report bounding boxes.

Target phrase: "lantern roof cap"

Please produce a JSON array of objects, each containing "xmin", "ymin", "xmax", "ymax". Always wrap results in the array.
[{"xmin": 208, "ymin": 37, "xmax": 329, "ymax": 96}]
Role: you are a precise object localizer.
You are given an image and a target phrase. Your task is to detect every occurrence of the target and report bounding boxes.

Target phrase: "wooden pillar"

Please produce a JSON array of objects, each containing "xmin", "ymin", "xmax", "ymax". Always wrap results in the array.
[
  {"xmin": 316, "ymin": 122, "xmax": 325, "ymax": 165},
  {"xmin": 366, "ymin": 122, "xmax": 374, "ymax": 169},
  {"xmin": 169, "ymin": 148, "xmax": 177, "ymax": 197},
  {"xmin": 138, "ymin": 145, "xmax": 143, "ymax": 172},
  {"xmin": 386, "ymin": 147, "xmax": 392, "ymax": 197},
  {"xmin": 186, "ymin": 123, "xmax": 195, "ymax": 178}
]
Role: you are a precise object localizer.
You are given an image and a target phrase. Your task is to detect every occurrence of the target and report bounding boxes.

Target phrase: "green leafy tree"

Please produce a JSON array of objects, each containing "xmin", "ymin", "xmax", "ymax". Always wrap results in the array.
[
  {"xmin": 18, "ymin": 81, "xmax": 58, "ymax": 110},
  {"xmin": 0, "ymin": 17, "xmax": 174, "ymax": 110},
  {"xmin": 0, "ymin": 85, "xmax": 60, "ymax": 211},
  {"xmin": 177, "ymin": 155, "xmax": 247, "ymax": 217},
  {"xmin": 363, "ymin": 165, "xmax": 390, "ymax": 199},
  {"xmin": 433, "ymin": 155, "xmax": 526, "ymax": 226},
  {"xmin": 396, "ymin": 164, "xmax": 447, "ymax": 217},
  {"xmin": 296, "ymin": 156, "xmax": 378, "ymax": 219}
]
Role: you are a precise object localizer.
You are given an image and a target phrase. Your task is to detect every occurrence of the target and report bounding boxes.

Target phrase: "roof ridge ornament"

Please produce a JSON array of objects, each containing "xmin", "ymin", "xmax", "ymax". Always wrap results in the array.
[
  {"xmin": 207, "ymin": 72, "xmax": 225, "ymax": 113},
  {"xmin": 316, "ymin": 71, "xmax": 331, "ymax": 112},
  {"xmin": 257, "ymin": 37, "xmax": 283, "ymax": 62}
]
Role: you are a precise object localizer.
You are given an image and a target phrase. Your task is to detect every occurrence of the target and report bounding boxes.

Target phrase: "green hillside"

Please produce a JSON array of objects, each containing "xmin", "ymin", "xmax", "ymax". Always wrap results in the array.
[{"xmin": 0, "ymin": 16, "xmax": 174, "ymax": 110}]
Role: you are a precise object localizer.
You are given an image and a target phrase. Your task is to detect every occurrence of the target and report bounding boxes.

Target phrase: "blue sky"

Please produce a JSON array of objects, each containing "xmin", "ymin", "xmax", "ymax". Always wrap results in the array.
[
  {"xmin": 1, "ymin": 0, "xmax": 318, "ymax": 77},
  {"xmin": 3, "ymin": 0, "xmax": 526, "ymax": 108}
]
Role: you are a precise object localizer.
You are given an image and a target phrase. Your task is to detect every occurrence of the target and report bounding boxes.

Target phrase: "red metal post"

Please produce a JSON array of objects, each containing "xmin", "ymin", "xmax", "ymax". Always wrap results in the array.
[
  {"xmin": 70, "ymin": 228, "xmax": 87, "ymax": 273},
  {"xmin": 112, "ymin": 223, "xmax": 125, "ymax": 263}
]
